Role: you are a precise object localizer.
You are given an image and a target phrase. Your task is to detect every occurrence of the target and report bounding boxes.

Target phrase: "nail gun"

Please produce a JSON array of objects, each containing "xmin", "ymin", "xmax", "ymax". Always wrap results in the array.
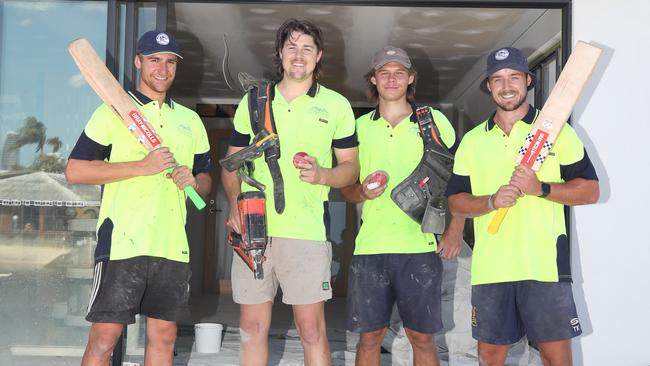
[{"xmin": 228, "ymin": 191, "xmax": 268, "ymax": 279}]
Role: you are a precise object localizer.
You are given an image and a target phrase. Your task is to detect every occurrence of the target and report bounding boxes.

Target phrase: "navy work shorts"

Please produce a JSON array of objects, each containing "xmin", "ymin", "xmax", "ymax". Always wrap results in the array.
[
  {"xmin": 346, "ymin": 252, "xmax": 443, "ymax": 334},
  {"xmin": 86, "ymin": 256, "xmax": 191, "ymax": 324},
  {"xmin": 471, "ymin": 280, "xmax": 582, "ymax": 344}
]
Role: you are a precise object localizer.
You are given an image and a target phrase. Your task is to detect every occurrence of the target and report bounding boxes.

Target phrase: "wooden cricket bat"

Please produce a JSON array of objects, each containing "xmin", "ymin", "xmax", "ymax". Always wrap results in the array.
[
  {"xmin": 68, "ymin": 38, "xmax": 206, "ymax": 210},
  {"xmin": 487, "ymin": 41, "xmax": 601, "ymax": 234}
]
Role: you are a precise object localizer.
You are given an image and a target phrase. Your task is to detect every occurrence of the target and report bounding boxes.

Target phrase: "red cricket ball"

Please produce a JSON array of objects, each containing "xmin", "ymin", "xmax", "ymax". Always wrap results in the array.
[
  {"xmin": 366, "ymin": 170, "xmax": 388, "ymax": 190},
  {"xmin": 293, "ymin": 152, "xmax": 309, "ymax": 168}
]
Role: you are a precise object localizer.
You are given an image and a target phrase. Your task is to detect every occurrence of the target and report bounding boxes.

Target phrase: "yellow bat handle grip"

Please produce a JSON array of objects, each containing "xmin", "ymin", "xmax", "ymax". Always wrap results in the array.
[{"xmin": 487, "ymin": 207, "xmax": 509, "ymax": 234}]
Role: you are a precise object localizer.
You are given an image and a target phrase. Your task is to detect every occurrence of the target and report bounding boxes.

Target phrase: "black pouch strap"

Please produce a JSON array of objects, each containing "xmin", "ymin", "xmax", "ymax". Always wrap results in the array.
[
  {"xmin": 390, "ymin": 107, "xmax": 454, "ymax": 232},
  {"xmin": 249, "ymin": 82, "xmax": 285, "ymax": 214}
]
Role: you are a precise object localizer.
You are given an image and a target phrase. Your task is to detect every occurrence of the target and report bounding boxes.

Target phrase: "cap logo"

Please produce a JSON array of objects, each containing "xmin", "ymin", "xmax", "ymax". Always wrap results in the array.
[
  {"xmin": 156, "ymin": 33, "xmax": 170, "ymax": 45},
  {"xmin": 386, "ymin": 50, "xmax": 396, "ymax": 56},
  {"xmin": 495, "ymin": 49, "xmax": 509, "ymax": 60}
]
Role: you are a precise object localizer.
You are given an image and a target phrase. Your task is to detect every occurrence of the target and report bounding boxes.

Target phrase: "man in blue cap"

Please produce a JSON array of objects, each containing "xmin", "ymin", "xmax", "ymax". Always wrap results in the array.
[
  {"xmin": 66, "ymin": 30, "xmax": 211, "ymax": 365},
  {"xmin": 445, "ymin": 47, "xmax": 600, "ymax": 365}
]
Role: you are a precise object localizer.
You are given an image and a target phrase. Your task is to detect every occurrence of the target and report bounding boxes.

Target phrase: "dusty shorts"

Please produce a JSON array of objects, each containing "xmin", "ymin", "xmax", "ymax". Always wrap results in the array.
[
  {"xmin": 231, "ymin": 237, "xmax": 332, "ymax": 305},
  {"xmin": 471, "ymin": 280, "xmax": 582, "ymax": 344},
  {"xmin": 346, "ymin": 252, "xmax": 444, "ymax": 334},
  {"xmin": 86, "ymin": 256, "xmax": 191, "ymax": 324}
]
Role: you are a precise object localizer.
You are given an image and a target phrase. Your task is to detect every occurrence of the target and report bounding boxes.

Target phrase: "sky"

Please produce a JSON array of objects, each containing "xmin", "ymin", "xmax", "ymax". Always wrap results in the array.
[
  {"xmin": 0, "ymin": 1, "xmax": 108, "ymax": 166},
  {"xmin": 0, "ymin": 1, "xmax": 155, "ymax": 168}
]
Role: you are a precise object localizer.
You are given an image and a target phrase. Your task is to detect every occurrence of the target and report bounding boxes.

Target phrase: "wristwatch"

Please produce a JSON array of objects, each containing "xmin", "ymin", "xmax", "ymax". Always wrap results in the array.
[{"xmin": 539, "ymin": 182, "xmax": 551, "ymax": 198}]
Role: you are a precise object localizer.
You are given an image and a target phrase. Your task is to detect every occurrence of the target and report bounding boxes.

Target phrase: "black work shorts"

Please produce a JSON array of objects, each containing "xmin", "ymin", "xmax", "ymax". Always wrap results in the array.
[
  {"xmin": 346, "ymin": 252, "xmax": 443, "ymax": 334},
  {"xmin": 85, "ymin": 256, "xmax": 191, "ymax": 324},
  {"xmin": 471, "ymin": 280, "xmax": 582, "ymax": 344}
]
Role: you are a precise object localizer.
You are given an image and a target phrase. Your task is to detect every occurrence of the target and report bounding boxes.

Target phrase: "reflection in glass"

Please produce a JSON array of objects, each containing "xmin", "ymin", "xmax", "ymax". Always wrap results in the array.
[{"xmin": 0, "ymin": 1, "xmax": 107, "ymax": 364}]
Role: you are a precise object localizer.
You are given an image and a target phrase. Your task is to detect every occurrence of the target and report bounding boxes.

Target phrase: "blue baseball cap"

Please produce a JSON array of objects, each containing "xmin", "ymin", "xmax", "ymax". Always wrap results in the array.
[
  {"xmin": 136, "ymin": 30, "xmax": 182, "ymax": 59},
  {"xmin": 480, "ymin": 46, "xmax": 535, "ymax": 93}
]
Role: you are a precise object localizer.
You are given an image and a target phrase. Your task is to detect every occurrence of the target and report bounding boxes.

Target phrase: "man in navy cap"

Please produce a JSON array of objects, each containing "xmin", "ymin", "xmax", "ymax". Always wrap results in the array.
[
  {"xmin": 67, "ymin": 30, "xmax": 211, "ymax": 365},
  {"xmin": 445, "ymin": 47, "xmax": 599, "ymax": 365}
]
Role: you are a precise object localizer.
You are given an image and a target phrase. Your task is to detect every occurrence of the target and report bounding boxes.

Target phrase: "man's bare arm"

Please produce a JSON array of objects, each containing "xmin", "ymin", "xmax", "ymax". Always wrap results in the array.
[
  {"xmin": 437, "ymin": 215, "xmax": 465, "ymax": 259},
  {"xmin": 510, "ymin": 165, "xmax": 599, "ymax": 206},
  {"xmin": 194, "ymin": 172, "xmax": 212, "ymax": 197},
  {"xmin": 221, "ymin": 145, "xmax": 245, "ymax": 233},
  {"xmin": 326, "ymin": 147, "xmax": 359, "ymax": 188},
  {"xmin": 449, "ymin": 176, "xmax": 599, "ymax": 220},
  {"xmin": 65, "ymin": 147, "xmax": 175, "ymax": 185},
  {"xmin": 448, "ymin": 192, "xmax": 495, "ymax": 219},
  {"xmin": 339, "ymin": 184, "xmax": 364, "ymax": 203}
]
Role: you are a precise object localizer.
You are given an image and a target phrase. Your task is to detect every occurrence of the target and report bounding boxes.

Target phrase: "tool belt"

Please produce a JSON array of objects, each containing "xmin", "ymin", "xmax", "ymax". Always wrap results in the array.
[
  {"xmin": 390, "ymin": 107, "xmax": 454, "ymax": 234},
  {"xmin": 248, "ymin": 81, "xmax": 285, "ymax": 214}
]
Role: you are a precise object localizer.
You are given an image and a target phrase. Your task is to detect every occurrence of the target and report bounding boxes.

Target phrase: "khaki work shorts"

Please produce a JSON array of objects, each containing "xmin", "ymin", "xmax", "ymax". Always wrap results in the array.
[{"xmin": 231, "ymin": 237, "xmax": 332, "ymax": 305}]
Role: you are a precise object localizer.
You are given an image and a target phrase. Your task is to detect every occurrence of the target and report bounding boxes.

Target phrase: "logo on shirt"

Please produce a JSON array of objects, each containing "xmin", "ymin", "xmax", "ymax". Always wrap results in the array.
[
  {"xmin": 322, "ymin": 281, "xmax": 330, "ymax": 290},
  {"xmin": 176, "ymin": 124, "xmax": 192, "ymax": 137},
  {"xmin": 310, "ymin": 106, "xmax": 330, "ymax": 124}
]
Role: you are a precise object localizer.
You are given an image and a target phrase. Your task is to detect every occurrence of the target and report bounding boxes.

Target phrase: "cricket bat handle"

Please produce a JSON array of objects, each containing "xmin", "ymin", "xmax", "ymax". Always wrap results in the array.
[
  {"xmin": 487, "ymin": 207, "xmax": 509, "ymax": 234},
  {"xmin": 164, "ymin": 167, "xmax": 206, "ymax": 210},
  {"xmin": 184, "ymin": 185, "xmax": 206, "ymax": 210}
]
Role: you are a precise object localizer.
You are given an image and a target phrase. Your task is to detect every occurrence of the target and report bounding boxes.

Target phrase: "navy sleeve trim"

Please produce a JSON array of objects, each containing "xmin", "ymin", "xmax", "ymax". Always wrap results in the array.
[
  {"xmin": 69, "ymin": 131, "xmax": 111, "ymax": 161},
  {"xmin": 560, "ymin": 148, "xmax": 599, "ymax": 182},
  {"xmin": 192, "ymin": 152, "xmax": 213, "ymax": 175},
  {"xmin": 332, "ymin": 131, "xmax": 359, "ymax": 149},
  {"xmin": 445, "ymin": 173, "xmax": 471, "ymax": 196},
  {"xmin": 228, "ymin": 130, "xmax": 251, "ymax": 147}
]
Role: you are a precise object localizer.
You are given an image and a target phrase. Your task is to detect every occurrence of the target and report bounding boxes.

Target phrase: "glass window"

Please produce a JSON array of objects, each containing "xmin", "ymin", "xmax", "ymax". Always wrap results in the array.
[
  {"xmin": 530, "ymin": 49, "xmax": 560, "ymax": 108},
  {"xmin": 117, "ymin": 2, "xmax": 156, "ymax": 86},
  {"xmin": 0, "ymin": 1, "xmax": 107, "ymax": 364}
]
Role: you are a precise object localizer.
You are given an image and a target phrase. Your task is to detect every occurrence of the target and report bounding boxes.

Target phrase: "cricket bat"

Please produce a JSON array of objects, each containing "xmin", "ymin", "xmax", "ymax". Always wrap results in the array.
[
  {"xmin": 68, "ymin": 38, "xmax": 205, "ymax": 210},
  {"xmin": 487, "ymin": 41, "xmax": 601, "ymax": 234}
]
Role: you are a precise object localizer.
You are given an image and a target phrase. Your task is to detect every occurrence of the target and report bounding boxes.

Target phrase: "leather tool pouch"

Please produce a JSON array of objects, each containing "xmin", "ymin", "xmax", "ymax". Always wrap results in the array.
[{"xmin": 391, "ymin": 107, "xmax": 454, "ymax": 234}]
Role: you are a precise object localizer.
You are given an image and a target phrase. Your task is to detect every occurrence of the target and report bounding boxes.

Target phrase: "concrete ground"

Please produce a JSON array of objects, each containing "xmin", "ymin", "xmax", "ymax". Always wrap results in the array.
[{"xmin": 2, "ymin": 242, "xmax": 542, "ymax": 365}]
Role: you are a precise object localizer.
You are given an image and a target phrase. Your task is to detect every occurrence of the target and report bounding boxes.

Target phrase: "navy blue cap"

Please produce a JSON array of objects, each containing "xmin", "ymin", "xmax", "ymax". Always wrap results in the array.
[
  {"xmin": 136, "ymin": 30, "xmax": 182, "ymax": 59},
  {"xmin": 480, "ymin": 47, "xmax": 535, "ymax": 93}
]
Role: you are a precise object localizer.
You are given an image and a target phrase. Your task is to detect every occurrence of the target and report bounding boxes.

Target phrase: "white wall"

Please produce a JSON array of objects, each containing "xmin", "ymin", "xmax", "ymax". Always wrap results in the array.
[{"xmin": 571, "ymin": 1, "xmax": 650, "ymax": 365}]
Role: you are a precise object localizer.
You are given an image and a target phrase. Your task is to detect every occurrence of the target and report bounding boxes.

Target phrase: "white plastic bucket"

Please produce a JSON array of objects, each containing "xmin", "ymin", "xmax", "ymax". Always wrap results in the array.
[{"xmin": 194, "ymin": 323, "xmax": 223, "ymax": 353}]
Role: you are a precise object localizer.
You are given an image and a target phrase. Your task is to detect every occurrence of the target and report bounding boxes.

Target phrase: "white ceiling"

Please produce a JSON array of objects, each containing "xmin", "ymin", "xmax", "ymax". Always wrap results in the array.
[{"xmin": 168, "ymin": 3, "xmax": 558, "ymax": 106}]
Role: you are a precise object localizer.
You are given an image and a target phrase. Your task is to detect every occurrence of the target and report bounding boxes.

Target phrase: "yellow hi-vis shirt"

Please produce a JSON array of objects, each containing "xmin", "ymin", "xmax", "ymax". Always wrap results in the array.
[
  {"xmin": 82, "ymin": 92, "xmax": 209, "ymax": 263},
  {"xmin": 354, "ymin": 106, "xmax": 456, "ymax": 255},
  {"xmin": 449, "ymin": 106, "xmax": 597, "ymax": 285},
  {"xmin": 232, "ymin": 83, "xmax": 357, "ymax": 241}
]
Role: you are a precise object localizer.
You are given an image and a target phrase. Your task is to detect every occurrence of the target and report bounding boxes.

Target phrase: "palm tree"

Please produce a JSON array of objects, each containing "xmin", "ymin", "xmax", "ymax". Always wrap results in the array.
[
  {"xmin": 10, "ymin": 116, "xmax": 65, "ymax": 173},
  {"xmin": 12, "ymin": 116, "xmax": 46, "ymax": 152},
  {"xmin": 46, "ymin": 137, "xmax": 62, "ymax": 153}
]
